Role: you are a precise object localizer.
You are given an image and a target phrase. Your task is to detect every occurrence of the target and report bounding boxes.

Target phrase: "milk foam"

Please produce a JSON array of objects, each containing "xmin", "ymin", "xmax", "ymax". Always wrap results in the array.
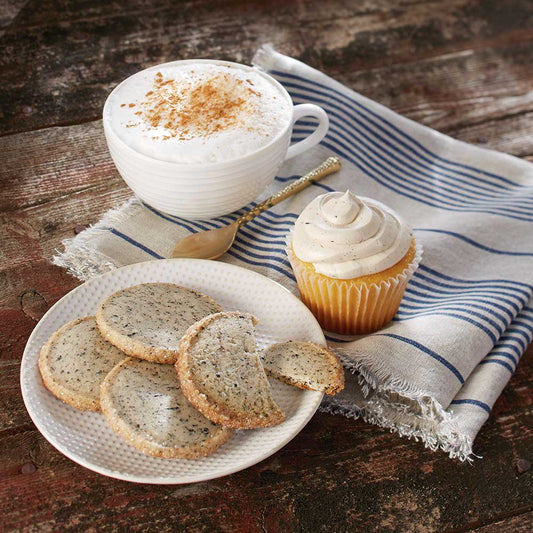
[{"xmin": 105, "ymin": 63, "xmax": 292, "ymax": 163}]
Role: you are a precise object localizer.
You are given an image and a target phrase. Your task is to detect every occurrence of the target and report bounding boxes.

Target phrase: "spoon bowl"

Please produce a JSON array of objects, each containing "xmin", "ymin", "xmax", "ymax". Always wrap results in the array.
[{"xmin": 171, "ymin": 224, "xmax": 239, "ymax": 260}]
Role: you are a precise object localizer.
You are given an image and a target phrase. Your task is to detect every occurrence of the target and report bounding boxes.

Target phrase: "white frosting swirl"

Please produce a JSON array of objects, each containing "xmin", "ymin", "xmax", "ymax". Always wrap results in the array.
[{"xmin": 292, "ymin": 191, "xmax": 413, "ymax": 279}]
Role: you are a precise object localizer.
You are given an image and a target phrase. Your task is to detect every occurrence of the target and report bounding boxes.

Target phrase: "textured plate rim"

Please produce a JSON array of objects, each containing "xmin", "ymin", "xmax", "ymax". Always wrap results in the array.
[{"xmin": 20, "ymin": 259, "xmax": 325, "ymax": 484}]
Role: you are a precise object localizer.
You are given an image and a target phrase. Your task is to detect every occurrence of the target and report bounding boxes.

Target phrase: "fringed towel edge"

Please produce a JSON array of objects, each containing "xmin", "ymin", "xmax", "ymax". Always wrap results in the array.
[
  {"xmin": 52, "ymin": 197, "xmax": 140, "ymax": 281},
  {"xmin": 322, "ymin": 352, "xmax": 476, "ymax": 462}
]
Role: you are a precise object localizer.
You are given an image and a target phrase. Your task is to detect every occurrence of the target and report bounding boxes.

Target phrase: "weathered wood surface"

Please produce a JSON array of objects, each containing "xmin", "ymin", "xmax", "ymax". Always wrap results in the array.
[{"xmin": 1, "ymin": 0, "xmax": 532, "ymax": 531}]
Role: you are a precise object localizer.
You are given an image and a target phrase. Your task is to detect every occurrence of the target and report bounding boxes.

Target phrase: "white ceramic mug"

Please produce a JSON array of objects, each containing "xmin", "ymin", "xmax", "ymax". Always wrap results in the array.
[{"xmin": 103, "ymin": 60, "xmax": 329, "ymax": 219}]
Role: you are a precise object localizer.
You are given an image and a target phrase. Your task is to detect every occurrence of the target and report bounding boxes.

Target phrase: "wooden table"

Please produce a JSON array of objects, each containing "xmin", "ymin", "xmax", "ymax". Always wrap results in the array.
[{"xmin": 1, "ymin": 1, "xmax": 532, "ymax": 531}]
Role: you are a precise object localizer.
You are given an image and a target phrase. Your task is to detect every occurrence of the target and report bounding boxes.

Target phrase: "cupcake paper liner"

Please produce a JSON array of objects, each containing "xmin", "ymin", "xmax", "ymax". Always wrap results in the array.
[{"xmin": 287, "ymin": 240, "xmax": 423, "ymax": 335}]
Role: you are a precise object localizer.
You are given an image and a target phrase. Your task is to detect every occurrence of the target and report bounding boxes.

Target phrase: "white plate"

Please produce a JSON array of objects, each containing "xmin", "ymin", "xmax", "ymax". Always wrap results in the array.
[{"xmin": 21, "ymin": 259, "xmax": 325, "ymax": 484}]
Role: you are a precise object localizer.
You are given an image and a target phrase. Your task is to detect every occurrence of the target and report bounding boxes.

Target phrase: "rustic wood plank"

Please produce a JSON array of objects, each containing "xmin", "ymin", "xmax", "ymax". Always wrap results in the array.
[
  {"xmin": 1, "ymin": 0, "xmax": 532, "ymax": 135},
  {"xmin": 0, "ymin": 261, "xmax": 82, "ymax": 361},
  {"xmin": 0, "ymin": 121, "xmax": 121, "ymax": 213},
  {"xmin": 0, "ymin": 361, "xmax": 33, "ymax": 431},
  {"xmin": 0, "ymin": 184, "xmax": 132, "ymax": 275},
  {"xmin": 312, "ymin": 0, "xmax": 533, "ymax": 71}
]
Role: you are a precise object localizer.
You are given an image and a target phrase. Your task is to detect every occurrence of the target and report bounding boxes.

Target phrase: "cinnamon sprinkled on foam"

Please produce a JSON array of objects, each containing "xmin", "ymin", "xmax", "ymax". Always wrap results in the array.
[{"xmin": 127, "ymin": 70, "xmax": 262, "ymax": 141}]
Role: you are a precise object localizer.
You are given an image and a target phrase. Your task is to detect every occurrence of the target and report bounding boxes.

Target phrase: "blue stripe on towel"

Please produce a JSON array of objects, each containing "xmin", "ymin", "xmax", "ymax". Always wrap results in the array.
[
  {"xmin": 506, "ymin": 323, "xmax": 533, "ymax": 338},
  {"xmin": 225, "ymin": 249, "xmax": 296, "ymax": 281},
  {"xmin": 398, "ymin": 301, "xmax": 506, "ymax": 335},
  {"xmin": 142, "ymin": 203, "xmax": 199, "ymax": 234},
  {"xmin": 479, "ymin": 359, "xmax": 514, "ymax": 373},
  {"xmin": 414, "ymin": 229, "xmax": 533, "ymax": 257},
  {"xmin": 491, "ymin": 342, "xmax": 523, "ymax": 360},
  {"xmin": 450, "ymin": 399, "xmax": 491, "ymax": 414},
  {"xmin": 477, "ymin": 308, "xmax": 533, "ymax": 371},
  {"xmin": 393, "ymin": 311, "xmax": 498, "ymax": 343},
  {"xmin": 405, "ymin": 290, "xmax": 520, "ymax": 320},
  {"xmin": 245, "ymin": 220, "xmax": 290, "ymax": 235},
  {"xmin": 230, "ymin": 241, "xmax": 289, "ymax": 264},
  {"xmin": 238, "ymin": 227, "xmax": 287, "ymax": 245},
  {"xmin": 484, "ymin": 351, "xmax": 518, "ymax": 365},
  {"xmin": 410, "ymin": 278, "xmax": 530, "ymax": 302},
  {"xmin": 498, "ymin": 333, "xmax": 528, "ymax": 351},
  {"xmin": 406, "ymin": 282, "xmax": 525, "ymax": 313},
  {"xmin": 375, "ymin": 333, "xmax": 465, "ymax": 384},
  {"xmin": 403, "ymin": 290, "xmax": 515, "ymax": 322},
  {"xmin": 418, "ymin": 265, "xmax": 533, "ymax": 292},
  {"xmin": 107, "ymin": 228, "xmax": 164, "ymax": 259}
]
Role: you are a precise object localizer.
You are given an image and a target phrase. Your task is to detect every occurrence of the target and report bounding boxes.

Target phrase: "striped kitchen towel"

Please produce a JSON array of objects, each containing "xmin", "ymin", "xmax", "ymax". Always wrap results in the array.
[{"xmin": 54, "ymin": 46, "xmax": 533, "ymax": 461}]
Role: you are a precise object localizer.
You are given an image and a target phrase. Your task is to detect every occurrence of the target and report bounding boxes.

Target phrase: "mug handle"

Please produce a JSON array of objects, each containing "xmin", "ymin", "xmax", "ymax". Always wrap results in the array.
[{"xmin": 285, "ymin": 103, "xmax": 329, "ymax": 160}]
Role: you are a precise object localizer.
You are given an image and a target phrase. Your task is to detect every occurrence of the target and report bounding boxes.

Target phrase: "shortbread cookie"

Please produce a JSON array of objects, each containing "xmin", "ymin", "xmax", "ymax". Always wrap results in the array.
[
  {"xmin": 96, "ymin": 283, "xmax": 222, "ymax": 364},
  {"xmin": 38, "ymin": 317, "xmax": 127, "ymax": 411},
  {"xmin": 177, "ymin": 312, "xmax": 285, "ymax": 429},
  {"xmin": 260, "ymin": 341, "xmax": 344, "ymax": 395},
  {"xmin": 100, "ymin": 358, "xmax": 233, "ymax": 458}
]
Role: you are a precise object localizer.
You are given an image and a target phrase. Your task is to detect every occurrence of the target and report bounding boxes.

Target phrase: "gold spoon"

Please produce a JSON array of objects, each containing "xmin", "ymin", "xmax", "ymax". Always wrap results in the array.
[{"xmin": 171, "ymin": 156, "xmax": 341, "ymax": 260}]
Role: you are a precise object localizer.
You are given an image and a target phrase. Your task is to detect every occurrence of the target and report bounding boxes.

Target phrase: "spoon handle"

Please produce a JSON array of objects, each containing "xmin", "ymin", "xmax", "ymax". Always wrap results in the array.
[{"xmin": 236, "ymin": 156, "xmax": 341, "ymax": 227}]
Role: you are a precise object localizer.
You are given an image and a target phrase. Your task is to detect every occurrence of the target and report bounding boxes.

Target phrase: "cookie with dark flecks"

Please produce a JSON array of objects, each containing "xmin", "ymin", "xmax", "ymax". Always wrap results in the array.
[
  {"xmin": 96, "ymin": 283, "xmax": 222, "ymax": 364},
  {"xmin": 260, "ymin": 341, "xmax": 344, "ymax": 395},
  {"xmin": 176, "ymin": 312, "xmax": 285, "ymax": 429},
  {"xmin": 100, "ymin": 358, "xmax": 233, "ymax": 458},
  {"xmin": 38, "ymin": 316, "xmax": 127, "ymax": 411}
]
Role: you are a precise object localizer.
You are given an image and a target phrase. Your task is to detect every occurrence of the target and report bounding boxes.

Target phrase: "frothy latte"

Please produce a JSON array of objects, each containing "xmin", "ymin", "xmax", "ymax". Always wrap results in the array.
[{"xmin": 105, "ymin": 63, "xmax": 292, "ymax": 164}]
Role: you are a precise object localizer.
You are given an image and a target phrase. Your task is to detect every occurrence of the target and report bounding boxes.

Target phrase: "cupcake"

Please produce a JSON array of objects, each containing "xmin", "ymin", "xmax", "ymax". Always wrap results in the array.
[{"xmin": 286, "ymin": 190, "xmax": 421, "ymax": 335}]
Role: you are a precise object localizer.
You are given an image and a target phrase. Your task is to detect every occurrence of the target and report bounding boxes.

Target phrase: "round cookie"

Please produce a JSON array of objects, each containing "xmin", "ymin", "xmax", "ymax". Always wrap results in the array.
[
  {"xmin": 38, "ymin": 316, "xmax": 127, "ymax": 411},
  {"xmin": 96, "ymin": 283, "xmax": 222, "ymax": 364},
  {"xmin": 100, "ymin": 358, "xmax": 233, "ymax": 458}
]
